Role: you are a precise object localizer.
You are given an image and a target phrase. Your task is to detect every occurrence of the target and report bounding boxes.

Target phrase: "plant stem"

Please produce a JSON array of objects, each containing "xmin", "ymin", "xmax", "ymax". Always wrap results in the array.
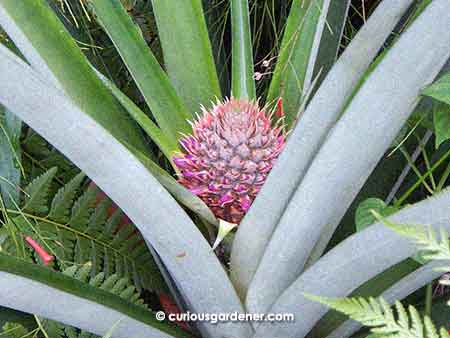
[{"xmin": 424, "ymin": 283, "xmax": 433, "ymax": 317}]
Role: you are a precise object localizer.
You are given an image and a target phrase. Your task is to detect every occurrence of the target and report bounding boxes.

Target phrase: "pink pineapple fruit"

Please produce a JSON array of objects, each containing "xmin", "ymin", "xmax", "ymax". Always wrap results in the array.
[{"xmin": 173, "ymin": 97, "xmax": 286, "ymax": 224}]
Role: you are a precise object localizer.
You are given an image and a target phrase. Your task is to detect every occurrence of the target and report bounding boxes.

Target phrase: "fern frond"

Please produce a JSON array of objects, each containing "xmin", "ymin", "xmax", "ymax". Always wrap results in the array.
[
  {"xmin": 23, "ymin": 167, "xmax": 58, "ymax": 215},
  {"xmin": 3, "ymin": 168, "xmax": 166, "ymax": 293},
  {"xmin": 22, "ymin": 262, "xmax": 151, "ymax": 338},
  {"xmin": 307, "ymin": 294, "xmax": 449, "ymax": 338},
  {"xmin": 1, "ymin": 322, "xmax": 31, "ymax": 338},
  {"xmin": 48, "ymin": 172, "xmax": 86, "ymax": 223},
  {"xmin": 21, "ymin": 129, "xmax": 77, "ymax": 187},
  {"xmin": 373, "ymin": 212, "xmax": 450, "ymax": 266},
  {"xmin": 62, "ymin": 262, "xmax": 147, "ymax": 308}
]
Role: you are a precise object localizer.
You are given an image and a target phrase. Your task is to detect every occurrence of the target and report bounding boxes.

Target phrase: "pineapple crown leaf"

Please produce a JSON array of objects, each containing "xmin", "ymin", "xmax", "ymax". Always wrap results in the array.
[{"xmin": 306, "ymin": 294, "xmax": 450, "ymax": 338}]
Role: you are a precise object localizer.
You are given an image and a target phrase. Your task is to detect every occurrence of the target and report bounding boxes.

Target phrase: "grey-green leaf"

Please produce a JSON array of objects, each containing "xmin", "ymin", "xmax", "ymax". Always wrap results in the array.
[
  {"xmin": 0, "ymin": 106, "xmax": 22, "ymax": 209},
  {"xmin": 230, "ymin": 0, "xmax": 416, "ymax": 299},
  {"xmin": 245, "ymin": 0, "xmax": 450, "ymax": 316},
  {"xmin": 0, "ymin": 0, "xmax": 148, "ymax": 154},
  {"xmin": 0, "ymin": 254, "xmax": 189, "ymax": 338},
  {"xmin": 252, "ymin": 188, "xmax": 450, "ymax": 338},
  {"xmin": 0, "ymin": 44, "xmax": 251, "ymax": 338}
]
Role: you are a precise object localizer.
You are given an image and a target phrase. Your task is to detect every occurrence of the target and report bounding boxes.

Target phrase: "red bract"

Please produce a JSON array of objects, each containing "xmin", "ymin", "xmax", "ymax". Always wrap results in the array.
[{"xmin": 173, "ymin": 97, "xmax": 286, "ymax": 224}]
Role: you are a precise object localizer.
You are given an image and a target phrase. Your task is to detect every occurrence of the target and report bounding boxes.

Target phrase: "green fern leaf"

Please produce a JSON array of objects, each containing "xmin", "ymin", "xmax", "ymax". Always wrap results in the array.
[
  {"xmin": 374, "ymin": 214, "xmax": 450, "ymax": 268},
  {"xmin": 70, "ymin": 185, "xmax": 98, "ymax": 231},
  {"xmin": 424, "ymin": 316, "xmax": 440, "ymax": 338},
  {"xmin": 6, "ymin": 171, "xmax": 166, "ymax": 293},
  {"xmin": 1, "ymin": 322, "xmax": 29, "ymax": 338},
  {"xmin": 307, "ymin": 295, "xmax": 450, "ymax": 338},
  {"xmin": 440, "ymin": 327, "xmax": 450, "ymax": 338},
  {"xmin": 40, "ymin": 318, "xmax": 65, "ymax": 338},
  {"xmin": 355, "ymin": 198, "xmax": 398, "ymax": 232},
  {"xmin": 75, "ymin": 261, "xmax": 93, "ymax": 282},
  {"xmin": 23, "ymin": 167, "xmax": 58, "ymax": 215},
  {"xmin": 408, "ymin": 305, "xmax": 424, "ymax": 337},
  {"xmin": 48, "ymin": 172, "xmax": 85, "ymax": 223},
  {"xmin": 396, "ymin": 301, "xmax": 410, "ymax": 329}
]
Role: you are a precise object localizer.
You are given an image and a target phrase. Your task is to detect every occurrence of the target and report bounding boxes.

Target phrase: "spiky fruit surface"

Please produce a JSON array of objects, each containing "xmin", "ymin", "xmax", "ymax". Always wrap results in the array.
[{"xmin": 173, "ymin": 98, "xmax": 286, "ymax": 224}]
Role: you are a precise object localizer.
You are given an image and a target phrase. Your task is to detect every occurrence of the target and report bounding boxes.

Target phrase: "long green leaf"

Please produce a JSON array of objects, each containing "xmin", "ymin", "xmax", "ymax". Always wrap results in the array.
[
  {"xmin": 266, "ymin": 0, "xmax": 349, "ymax": 126},
  {"xmin": 0, "ymin": 45, "xmax": 252, "ymax": 338},
  {"xmin": 94, "ymin": 69, "xmax": 217, "ymax": 225},
  {"xmin": 0, "ymin": 254, "xmax": 188, "ymax": 338},
  {"xmin": 0, "ymin": 107, "xmax": 21, "ymax": 208},
  {"xmin": 231, "ymin": 0, "xmax": 255, "ymax": 99},
  {"xmin": 89, "ymin": 0, "xmax": 192, "ymax": 142},
  {"xmin": 95, "ymin": 69, "xmax": 180, "ymax": 161},
  {"xmin": 266, "ymin": 0, "xmax": 321, "ymax": 124},
  {"xmin": 230, "ymin": 0, "xmax": 415, "ymax": 300},
  {"xmin": 91, "ymin": 68, "xmax": 217, "ymax": 225},
  {"xmin": 0, "ymin": 0, "xmax": 147, "ymax": 154},
  {"xmin": 310, "ymin": 0, "xmax": 350, "ymax": 88},
  {"xmin": 151, "ymin": 0, "xmax": 221, "ymax": 113}
]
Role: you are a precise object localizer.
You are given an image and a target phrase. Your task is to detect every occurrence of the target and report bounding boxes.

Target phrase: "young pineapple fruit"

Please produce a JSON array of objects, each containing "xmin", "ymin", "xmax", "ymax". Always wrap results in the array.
[{"xmin": 173, "ymin": 98, "xmax": 285, "ymax": 224}]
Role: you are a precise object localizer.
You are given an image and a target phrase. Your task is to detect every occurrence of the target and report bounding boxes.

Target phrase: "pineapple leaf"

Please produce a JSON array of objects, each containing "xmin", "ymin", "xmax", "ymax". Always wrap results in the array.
[
  {"xmin": 230, "ymin": 0, "xmax": 418, "ymax": 299},
  {"xmin": 0, "ymin": 0, "xmax": 149, "ymax": 154},
  {"xmin": 0, "ymin": 253, "xmax": 189, "ymax": 338},
  {"xmin": 0, "ymin": 106, "xmax": 22, "ymax": 209},
  {"xmin": 96, "ymin": 70, "xmax": 180, "ymax": 162},
  {"xmin": 243, "ymin": 0, "xmax": 450, "ymax": 317},
  {"xmin": 266, "ymin": 0, "xmax": 350, "ymax": 125},
  {"xmin": 0, "ymin": 40, "xmax": 251, "ymax": 338},
  {"xmin": 151, "ymin": 0, "xmax": 222, "ymax": 113},
  {"xmin": 88, "ymin": 0, "xmax": 192, "ymax": 141},
  {"xmin": 23, "ymin": 167, "xmax": 57, "ymax": 215}
]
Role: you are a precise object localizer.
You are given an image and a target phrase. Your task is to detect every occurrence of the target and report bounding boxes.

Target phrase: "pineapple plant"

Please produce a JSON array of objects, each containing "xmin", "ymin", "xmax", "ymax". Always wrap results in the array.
[{"xmin": 0, "ymin": 0, "xmax": 449, "ymax": 338}]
